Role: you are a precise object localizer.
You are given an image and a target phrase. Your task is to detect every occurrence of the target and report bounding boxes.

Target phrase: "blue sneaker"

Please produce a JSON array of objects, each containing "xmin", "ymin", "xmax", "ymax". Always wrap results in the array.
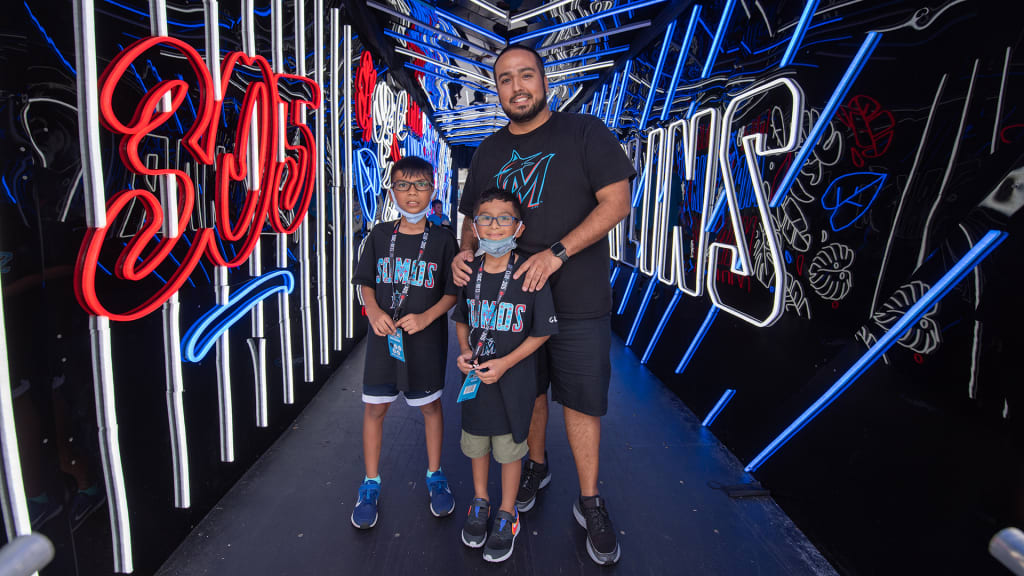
[
  {"xmin": 351, "ymin": 480, "xmax": 380, "ymax": 529},
  {"xmin": 426, "ymin": 470, "xmax": 455, "ymax": 517}
]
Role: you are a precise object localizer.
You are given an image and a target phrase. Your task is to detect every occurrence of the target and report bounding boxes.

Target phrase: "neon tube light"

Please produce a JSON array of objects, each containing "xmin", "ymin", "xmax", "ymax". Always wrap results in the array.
[
  {"xmin": 343, "ymin": 23, "xmax": 355, "ymax": 340},
  {"xmin": 468, "ymin": 0, "xmax": 508, "ymax": 21},
  {"xmin": 405, "ymin": 63, "xmax": 497, "ymax": 94},
  {"xmin": 770, "ymin": 32, "xmax": 880, "ymax": 208},
  {"xmin": 779, "ymin": 0, "xmax": 819, "ymax": 68},
  {"xmin": 366, "ymin": 0, "xmax": 499, "ymax": 58},
  {"xmin": 435, "ymin": 7, "xmax": 506, "ymax": 45},
  {"xmin": 701, "ymin": 0, "xmax": 737, "ymax": 78},
  {"xmin": 382, "ymin": 30, "xmax": 495, "ymax": 74},
  {"xmin": 546, "ymin": 60, "xmax": 615, "ymax": 79},
  {"xmin": 511, "ymin": 0, "xmax": 668, "ymax": 44},
  {"xmin": 641, "ymin": 289, "xmax": 680, "ymax": 364},
  {"xmin": 549, "ymin": 73, "xmax": 600, "ymax": 88},
  {"xmin": 435, "ymin": 103, "xmax": 499, "ymax": 116},
  {"xmin": 182, "ymin": 270, "xmax": 295, "ymax": 362},
  {"xmin": 661, "ymin": 5, "xmax": 700, "ymax": 122},
  {"xmin": 702, "ymin": 389, "xmax": 736, "ymax": 427},
  {"xmin": 640, "ymin": 20, "xmax": 676, "ymax": 128},
  {"xmin": 612, "ymin": 60, "xmax": 631, "ymax": 128},
  {"xmin": 617, "ymin": 267, "xmax": 639, "ymax": 315},
  {"xmin": 545, "ymin": 45, "xmax": 630, "ymax": 69},
  {"xmin": 610, "ymin": 265, "xmax": 620, "ymax": 286},
  {"xmin": 395, "ymin": 47, "xmax": 494, "ymax": 85},
  {"xmin": 626, "ymin": 275, "xmax": 659, "ymax": 346},
  {"xmin": 675, "ymin": 307, "xmax": 717, "ymax": 374},
  {"xmin": 510, "ymin": 0, "xmax": 574, "ymax": 24},
  {"xmin": 745, "ymin": 229, "xmax": 1007, "ymax": 472},
  {"xmin": 0, "ymin": 267, "xmax": 31, "ymax": 542},
  {"xmin": 537, "ymin": 21, "xmax": 651, "ymax": 54},
  {"xmin": 314, "ymin": 0, "xmax": 329, "ymax": 364}
]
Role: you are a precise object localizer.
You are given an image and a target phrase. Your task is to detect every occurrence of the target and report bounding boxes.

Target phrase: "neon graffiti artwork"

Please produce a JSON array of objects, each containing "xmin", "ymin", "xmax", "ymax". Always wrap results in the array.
[{"xmin": 73, "ymin": 36, "xmax": 321, "ymax": 322}]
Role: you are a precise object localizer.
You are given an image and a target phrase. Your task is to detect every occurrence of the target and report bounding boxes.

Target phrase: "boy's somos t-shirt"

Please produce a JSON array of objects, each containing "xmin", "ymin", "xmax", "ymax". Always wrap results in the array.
[
  {"xmin": 352, "ymin": 221, "xmax": 458, "ymax": 393},
  {"xmin": 452, "ymin": 257, "xmax": 558, "ymax": 443}
]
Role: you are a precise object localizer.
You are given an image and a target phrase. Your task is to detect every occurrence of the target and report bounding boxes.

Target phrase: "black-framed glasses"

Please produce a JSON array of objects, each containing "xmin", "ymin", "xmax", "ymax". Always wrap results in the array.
[
  {"xmin": 392, "ymin": 180, "xmax": 432, "ymax": 191},
  {"xmin": 474, "ymin": 214, "xmax": 520, "ymax": 227}
]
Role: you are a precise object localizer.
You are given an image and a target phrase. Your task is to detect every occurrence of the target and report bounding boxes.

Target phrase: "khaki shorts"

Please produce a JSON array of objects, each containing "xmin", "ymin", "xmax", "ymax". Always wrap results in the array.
[{"xmin": 460, "ymin": 431, "xmax": 528, "ymax": 464}]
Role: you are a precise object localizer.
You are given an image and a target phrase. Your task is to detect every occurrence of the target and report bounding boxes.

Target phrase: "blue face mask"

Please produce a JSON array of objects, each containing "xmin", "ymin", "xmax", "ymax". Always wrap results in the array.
[
  {"xmin": 475, "ymin": 223, "xmax": 522, "ymax": 257},
  {"xmin": 391, "ymin": 191, "xmax": 432, "ymax": 223}
]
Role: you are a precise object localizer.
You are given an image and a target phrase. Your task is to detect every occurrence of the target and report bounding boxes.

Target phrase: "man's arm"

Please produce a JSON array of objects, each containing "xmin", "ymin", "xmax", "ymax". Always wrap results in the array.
[
  {"xmin": 451, "ymin": 216, "xmax": 477, "ymax": 286},
  {"xmin": 514, "ymin": 178, "xmax": 632, "ymax": 292}
]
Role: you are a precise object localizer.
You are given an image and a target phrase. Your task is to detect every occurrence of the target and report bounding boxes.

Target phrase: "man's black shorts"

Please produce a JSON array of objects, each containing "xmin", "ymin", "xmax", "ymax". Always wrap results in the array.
[{"xmin": 536, "ymin": 315, "xmax": 611, "ymax": 417}]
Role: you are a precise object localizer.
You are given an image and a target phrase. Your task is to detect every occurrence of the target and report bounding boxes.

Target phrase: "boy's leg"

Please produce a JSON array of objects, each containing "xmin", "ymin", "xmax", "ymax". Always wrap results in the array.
[
  {"xmin": 499, "ymin": 461, "xmax": 521, "ymax": 515},
  {"xmin": 417, "ymin": 398, "xmax": 443, "ymax": 473},
  {"xmin": 362, "ymin": 402, "xmax": 390, "ymax": 478},
  {"xmin": 472, "ymin": 455, "xmax": 490, "ymax": 501}
]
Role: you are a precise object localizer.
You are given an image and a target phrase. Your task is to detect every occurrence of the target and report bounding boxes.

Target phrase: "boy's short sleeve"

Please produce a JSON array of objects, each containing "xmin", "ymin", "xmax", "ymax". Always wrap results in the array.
[
  {"xmin": 451, "ymin": 283, "xmax": 469, "ymax": 325},
  {"xmin": 530, "ymin": 284, "xmax": 559, "ymax": 338},
  {"xmin": 439, "ymin": 229, "xmax": 459, "ymax": 296},
  {"xmin": 352, "ymin": 227, "xmax": 378, "ymax": 287}
]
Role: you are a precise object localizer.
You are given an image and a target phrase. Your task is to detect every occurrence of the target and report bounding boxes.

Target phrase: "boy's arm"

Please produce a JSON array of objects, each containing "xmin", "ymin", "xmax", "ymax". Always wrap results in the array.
[
  {"xmin": 454, "ymin": 321, "xmax": 473, "ymax": 375},
  {"xmin": 361, "ymin": 285, "xmax": 396, "ymax": 336},
  {"xmin": 474, "ymin": 334, "xmax": 551, "ymax": 385},
  {"xmin": 394, "ymin": 294, "xmax": 457, "ymax": 335}
]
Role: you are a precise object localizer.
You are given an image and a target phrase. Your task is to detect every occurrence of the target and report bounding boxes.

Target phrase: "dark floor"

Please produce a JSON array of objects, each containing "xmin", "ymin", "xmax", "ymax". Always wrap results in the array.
[{"xmin": 157, "ymin": 321, "xmax": 837, "ymax": 576}]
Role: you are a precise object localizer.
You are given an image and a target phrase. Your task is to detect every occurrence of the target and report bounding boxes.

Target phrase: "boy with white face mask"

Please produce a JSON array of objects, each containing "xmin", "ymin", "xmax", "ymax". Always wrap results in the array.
[
  {"xmin": 452, "ymin": 187, "xmax": 558, "ymax": 562},
  {"xmin": 350, "ymin": 155, "xmax": 458, "ymax": 529}
]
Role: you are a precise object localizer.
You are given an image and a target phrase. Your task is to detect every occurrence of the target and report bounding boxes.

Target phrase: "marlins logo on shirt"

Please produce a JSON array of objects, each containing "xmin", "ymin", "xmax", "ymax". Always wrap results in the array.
[{"xmin": 494, "ymin": 150, "xmax": 555, "ymax": 209}]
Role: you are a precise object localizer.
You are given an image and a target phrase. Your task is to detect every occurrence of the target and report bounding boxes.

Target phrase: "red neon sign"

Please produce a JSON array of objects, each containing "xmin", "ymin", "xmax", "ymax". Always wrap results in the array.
[
  {"xmin": 355, "ymin": 50, "xmax": 376, "ymax": 142},
  {"xmin": 75, "ymin": 36, "xmax": 321, "ymax": 321}
]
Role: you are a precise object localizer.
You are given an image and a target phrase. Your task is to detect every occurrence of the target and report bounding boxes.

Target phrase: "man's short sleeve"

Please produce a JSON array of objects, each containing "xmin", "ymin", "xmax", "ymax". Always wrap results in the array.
[
  {"xmin": 529, "ymin": 284, "xmax": 559, "ymax": 338},
  {"xmin": 439, "ymin": 230, "xmax": 459, "ymax": 296},
  {"xmin": 582, "ymin": 115, "xmax": 636, "ymax": 193},
  {"xmin": 451, "ymin": 283, "xmax": 469, "ymax": 325},
  {"xmin": 459, "ymin": 146, "xmax": 485, "ymax": 218}
]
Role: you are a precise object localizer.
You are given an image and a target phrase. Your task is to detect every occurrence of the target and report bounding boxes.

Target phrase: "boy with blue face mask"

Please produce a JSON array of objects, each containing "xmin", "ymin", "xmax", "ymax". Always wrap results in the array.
[
  {"xmin": 350, "ymin": 155, "xmax": 458, "ymax": 529},
  {"xmin": 451, "ymin": 187, "xmax": 558, "ymax": 562}
]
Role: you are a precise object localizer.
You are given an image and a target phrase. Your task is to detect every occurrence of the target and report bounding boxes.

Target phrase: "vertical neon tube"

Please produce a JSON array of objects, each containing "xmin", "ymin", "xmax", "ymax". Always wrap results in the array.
[
  {"xmin": 661, "ymin": 5, "xmax": 700, "ymax": 122},
  {"xmin": 243, "ymin": 0, "xmax": 267, "ymax": 432},
  {"xmin": 73, "ymin": 0, "xmax": 132, "ymax": 567},
  {"xmin": 0, "ymin": 269, "xmax": 31, "ymax": 545},
  {"xmin": 611, "ymin": 60, "xmax": 631, "ymax": 129},
  {"xmin": 640, "ymin": 19, "xmax": 676, "ymax": 128},
  {"xmin": 330, "ymin": 11, "xmax": 341, "ymax": 350},
  {"xmin": 745, "ymin": 230, "xmax": 1007, "ymax": 472},
  {"xmin": 314, "ymin": 0, "xmax": 329, "ymax": 364},
  {"xmin": 626, "ymin": 276, "xmax": 659, "ymax": 346},
  {"xmin": 294, "ymin": 0, "xmax": 314, "ymax": 382},
  {"xmin": 149, "ymin": 0, "xmax": 190, "ymax": 512},
  {"xmin": 779, "ymin": 0, "xmax": 819, "ymax": 68},
  {"xmin": 702, "ymin": 389, "xmax": 736, "ymax": 427},
  {"xmin": 343, "ymin": 24, "xmax": 355, "ymax": 340},
  {"xmin": 641, "ymin": 288, "xmax": 681, "ymax": 364},
  {"xmin": 610, "ymin": 265, "xmax": 621, "ymax": 287},
  {"xmin": 675, "ymin": 306, "xmax": 717, "ymax": 374},
  {"xmin": 701, "ymin": 0, "xmax": 737, "ymax": 78}
]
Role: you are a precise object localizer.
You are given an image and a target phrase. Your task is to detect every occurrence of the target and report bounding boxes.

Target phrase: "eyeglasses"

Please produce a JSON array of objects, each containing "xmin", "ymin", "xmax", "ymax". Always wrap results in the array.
[
  {"xmin": 474, "ymin": 214, "xmax": 520, "ymax": 227},
  {"xmin": 392, "ymin": 180, "xmax": 432, "ymax": 191}
]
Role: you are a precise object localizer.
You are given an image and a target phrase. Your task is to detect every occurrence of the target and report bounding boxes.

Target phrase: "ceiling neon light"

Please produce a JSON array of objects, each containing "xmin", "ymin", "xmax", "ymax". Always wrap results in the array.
[
  {"xmin": 182, "ymin": 270, "xmax": 295, "ymax": 363},
  {"xmin": 510, "ymin": 0, "xmax": 668, "ymax": 44}
]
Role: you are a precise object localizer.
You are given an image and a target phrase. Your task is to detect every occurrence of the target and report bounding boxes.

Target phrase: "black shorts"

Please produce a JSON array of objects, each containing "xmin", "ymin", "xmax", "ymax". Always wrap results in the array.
[{"xmin": 536, "ymin": 315, "xmax": 611, "ymax": 417}]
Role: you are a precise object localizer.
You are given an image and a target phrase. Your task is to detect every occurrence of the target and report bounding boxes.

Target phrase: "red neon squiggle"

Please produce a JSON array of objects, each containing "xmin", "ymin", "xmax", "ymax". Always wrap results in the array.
[
  {"xmin": 75, "ymin": 36, "xmax": 321, "ymax": 321},
  {"xmin": 406, "ymin": 93, "xmax": 423, "ymax": 138},
  {"xmin": 355, "ymin": 51, "xmax": 376, "ymax": 142}
]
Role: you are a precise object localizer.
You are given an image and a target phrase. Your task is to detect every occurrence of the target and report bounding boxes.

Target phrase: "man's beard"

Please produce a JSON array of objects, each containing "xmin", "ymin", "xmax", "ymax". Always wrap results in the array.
[{"xmin": 502, "ymin": 89, "xmax": 548, "ymax": 123}]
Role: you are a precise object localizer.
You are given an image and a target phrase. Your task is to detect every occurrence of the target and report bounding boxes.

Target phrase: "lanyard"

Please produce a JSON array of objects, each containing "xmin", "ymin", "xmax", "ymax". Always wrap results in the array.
[
  {"xmin": 469, "ymin": 258, "xmax": 516, "ymax": 364},
  {"xmin": 388, "ymin": 221, "xmax": 431, "ymax": 321}
]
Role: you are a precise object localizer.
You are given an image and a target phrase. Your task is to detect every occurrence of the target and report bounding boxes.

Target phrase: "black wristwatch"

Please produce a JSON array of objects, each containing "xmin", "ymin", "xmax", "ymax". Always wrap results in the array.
[{"xmin": 550, "ymin": 241, "xmax": 569, "ymax": 263}]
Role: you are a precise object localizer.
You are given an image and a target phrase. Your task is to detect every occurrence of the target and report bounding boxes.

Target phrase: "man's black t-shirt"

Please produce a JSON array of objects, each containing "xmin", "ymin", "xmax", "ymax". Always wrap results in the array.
[
  {"xmin": 458, "ymin": 112, "xmax": 636, "ymax": 319},
  {"xmin": 452, "ymin": 257, "xmax": 558, "ymax": 443},
  {"xmin": 352, "ymin": 221, "xmax": 457, "ymax": 392}
]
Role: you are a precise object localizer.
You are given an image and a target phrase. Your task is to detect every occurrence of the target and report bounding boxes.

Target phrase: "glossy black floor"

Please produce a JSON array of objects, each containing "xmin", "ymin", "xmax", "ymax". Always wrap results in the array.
[{"xmin": 157, "ymin": 322, "xmax": 836, "ymax": 576}]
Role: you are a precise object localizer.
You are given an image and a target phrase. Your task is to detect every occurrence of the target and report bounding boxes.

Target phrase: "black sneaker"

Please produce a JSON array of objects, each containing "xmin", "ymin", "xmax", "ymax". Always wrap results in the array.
[
  {"xmin": 461, "ymin": 498, "xmax": 489, "ymax": 548},
  {"xmin": 573, "ymin": 495, "xmax": 621, "ymax": 565},
  {"xmin": 514, "ymin": 455, "xmax": 550, "ymax": 512},
  {"xmin": 482, "ymin": 508, "xmax": 519, "ymax": 563}
]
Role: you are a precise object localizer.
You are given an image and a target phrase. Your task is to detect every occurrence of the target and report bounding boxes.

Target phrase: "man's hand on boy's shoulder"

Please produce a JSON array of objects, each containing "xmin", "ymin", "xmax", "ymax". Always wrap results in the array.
[
  {"xmin": 395, "ymin": 312, "xmax": 430, "ymax": 335},
  {"xmin": 452, "ymin": 249, "xmax": 475, "ymax": 286}
]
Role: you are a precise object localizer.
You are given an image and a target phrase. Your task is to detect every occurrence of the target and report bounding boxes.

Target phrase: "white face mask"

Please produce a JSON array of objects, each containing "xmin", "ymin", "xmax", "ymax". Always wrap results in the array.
[{"xmin": 391, "ymin": 190, "xmax": 433, "ymax": 223}]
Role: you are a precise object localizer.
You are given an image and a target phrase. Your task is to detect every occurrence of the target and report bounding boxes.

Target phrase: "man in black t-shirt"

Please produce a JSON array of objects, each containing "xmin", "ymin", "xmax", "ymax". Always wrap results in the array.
[{"xmin": 452, "ymin": 45, "xmax": 635, "ymax": 566}]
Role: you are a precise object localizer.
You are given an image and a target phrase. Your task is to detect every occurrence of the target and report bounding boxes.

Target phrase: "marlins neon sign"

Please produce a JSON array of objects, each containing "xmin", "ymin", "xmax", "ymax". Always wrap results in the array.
[{"xmin": 74, "ymin": 36, "xmax": 321, "ymax": 321}]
